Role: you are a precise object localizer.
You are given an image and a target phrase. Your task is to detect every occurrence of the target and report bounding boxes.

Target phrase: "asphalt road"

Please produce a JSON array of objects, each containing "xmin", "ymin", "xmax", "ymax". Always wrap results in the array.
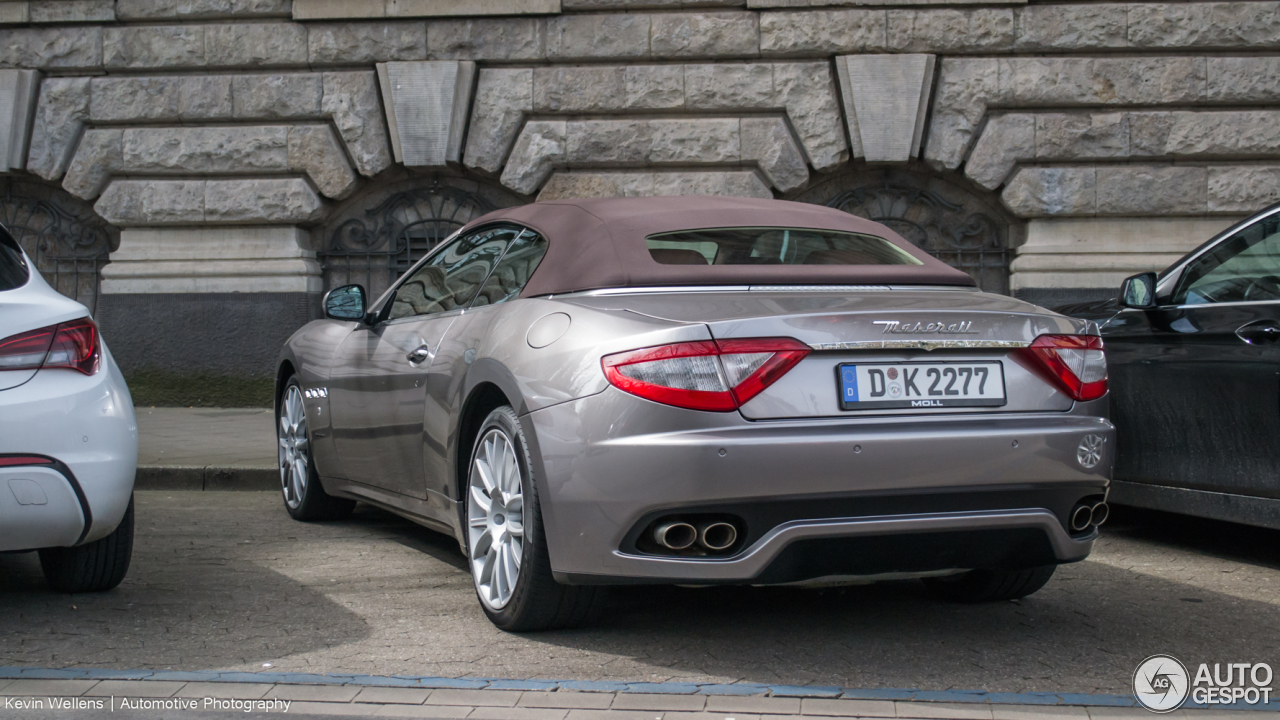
[{"xmin": 2, "ymin": 491, "xmax": 1277, "ymax": 696}]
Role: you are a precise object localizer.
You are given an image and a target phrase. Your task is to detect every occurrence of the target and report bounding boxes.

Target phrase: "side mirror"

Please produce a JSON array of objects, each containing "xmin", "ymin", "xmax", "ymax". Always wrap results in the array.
[
  {"xmin": 324, "ymin": 284, "xmax": 367, "ymax": 321},
  {"xmin": 1119, "ymin": 272, "xmax": 1157, "ymax": 309}
]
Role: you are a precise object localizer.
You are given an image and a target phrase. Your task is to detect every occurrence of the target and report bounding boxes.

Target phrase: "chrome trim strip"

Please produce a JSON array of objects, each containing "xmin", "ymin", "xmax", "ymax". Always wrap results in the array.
[
  {"xmin": 571, "ymin": 286, "xmax": 752, "ymax": 296},
  {"xmin": 809, "ymin": 339, "xmax": 1032, "ymax": 352},
  {"xmin": 748, "ymin": 284, "xmax": 891, "ymax": 292},
  {"xmin": 1170, "ymin": 298, "xmax": 1280, "ymax": 309},
  {"xmin": 608, "ymin": 509, "xmax": 1093, "ymax": 580},
  {"xmin": 559, "ymin": 285, "xmax": 975, "ymax": 297}
]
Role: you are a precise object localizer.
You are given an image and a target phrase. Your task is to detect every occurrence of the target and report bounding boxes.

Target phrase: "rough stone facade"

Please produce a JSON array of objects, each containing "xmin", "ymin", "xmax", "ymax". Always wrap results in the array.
[{"xmin": 0, "ymin": 0, "xmax": 1274, "ymax": 381}]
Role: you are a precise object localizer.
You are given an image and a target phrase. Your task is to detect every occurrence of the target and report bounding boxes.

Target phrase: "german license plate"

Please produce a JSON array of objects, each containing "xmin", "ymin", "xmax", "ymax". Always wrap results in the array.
[{"xmin": 837, "ymin": 362, "xmax": 1006, "ymax": 410}]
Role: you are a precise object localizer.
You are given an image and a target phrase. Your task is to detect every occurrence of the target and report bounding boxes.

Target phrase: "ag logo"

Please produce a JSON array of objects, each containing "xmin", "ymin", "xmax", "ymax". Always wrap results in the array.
[{"xmin": 1134, "ymin": 655, "xmax": 1190, "ymax": 712}]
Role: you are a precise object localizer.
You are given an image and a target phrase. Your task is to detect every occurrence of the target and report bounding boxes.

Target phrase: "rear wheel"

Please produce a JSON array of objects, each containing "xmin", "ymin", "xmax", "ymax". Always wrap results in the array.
[
  {"xmin": 279, "ymin": 377, "xmax": 354, "ymax": 521},
  {"xmin": 39, "ymin": 496, "xmax": 134, "ymax": 593},
  {"xmin": 924, "ymin": 565, "xmax": 1057, "ymax": 603},
  {"xmin": 465, "ymin": 406, "xmax": 607, "ymax": 631}
]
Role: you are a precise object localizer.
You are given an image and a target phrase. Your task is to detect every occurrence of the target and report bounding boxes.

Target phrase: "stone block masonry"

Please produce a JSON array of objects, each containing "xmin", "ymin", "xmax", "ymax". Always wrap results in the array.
[{"xmin": 1, "ymin": 0, "xmax": 1279, "ymax": 382}]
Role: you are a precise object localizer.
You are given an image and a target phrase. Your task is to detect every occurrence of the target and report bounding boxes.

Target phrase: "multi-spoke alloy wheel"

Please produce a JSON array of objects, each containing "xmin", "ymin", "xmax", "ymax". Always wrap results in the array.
[
  {"xmin": 467, "ymin": 427, "xmax": 526, "ymax": 610},
  {"xmin": 462, "ymin": 406, "xmax": 606, "ymax": 631},
  {"xmin": 279, "ymin": 384, "xmax": 310, "ymax": 510}
]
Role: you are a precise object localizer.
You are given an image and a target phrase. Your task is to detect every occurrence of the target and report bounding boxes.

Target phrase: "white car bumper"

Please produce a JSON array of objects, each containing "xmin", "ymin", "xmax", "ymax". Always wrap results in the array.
[{"xmin": 0, "ymin": 344, "xmax": 137, "ymax": 551}]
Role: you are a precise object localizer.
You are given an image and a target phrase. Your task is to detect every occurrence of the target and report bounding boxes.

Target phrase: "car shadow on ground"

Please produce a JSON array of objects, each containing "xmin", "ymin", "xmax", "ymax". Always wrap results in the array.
[
  {"xmin": 352, "ymin": 501, "xmax": 1280, "ymax": 694},
  {"xmin": 0, "ymin": 498, "xmax": 374, "ymax": 671},
  {"xmin": 1103, "ymin": 505, "xmax": 1280, "ymax": 571},
  {"xmin": 5, "ymin": 493, "xmax": 1277, "ymax": 696}
]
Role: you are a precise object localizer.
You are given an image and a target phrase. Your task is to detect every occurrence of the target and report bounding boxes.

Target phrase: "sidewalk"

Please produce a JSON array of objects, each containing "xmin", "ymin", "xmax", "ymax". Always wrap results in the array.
[
  {"xmin": 135, "ymin": 407, "xmax": 277, "ymax": 490},
  {"xmin": 1, "ymin": 672, "xmax": 1262, "ymax": 719}
]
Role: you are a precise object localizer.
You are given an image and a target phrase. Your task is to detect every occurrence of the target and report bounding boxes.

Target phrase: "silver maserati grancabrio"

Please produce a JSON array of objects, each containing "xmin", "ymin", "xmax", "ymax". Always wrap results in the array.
[{"xmin": 276, "ymin": 197, "xmax": 1115, "ymax": 631}]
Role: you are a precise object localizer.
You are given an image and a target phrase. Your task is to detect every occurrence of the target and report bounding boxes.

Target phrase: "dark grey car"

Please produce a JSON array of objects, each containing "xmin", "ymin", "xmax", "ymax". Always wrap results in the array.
[
  {"xmin": 1062, "ymin": 202, "xmax": 1280, "ymax": 530},
  {"xmin": 276, "ymin": 197, "xmax": 1114, "ymax": 631}
]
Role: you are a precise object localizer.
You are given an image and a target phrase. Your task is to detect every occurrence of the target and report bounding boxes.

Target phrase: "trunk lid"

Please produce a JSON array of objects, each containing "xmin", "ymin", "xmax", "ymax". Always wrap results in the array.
[{"xmin": 565, "ymin": 288, "xmax": 1088, "ymax": 419}]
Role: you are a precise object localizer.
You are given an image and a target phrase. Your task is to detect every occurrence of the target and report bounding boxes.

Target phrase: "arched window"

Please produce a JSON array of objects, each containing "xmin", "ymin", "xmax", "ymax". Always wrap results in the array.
[
  {"xmin": 0, "ymin": 178, "xmax": 117, "ymax": 313},
  {"xmin": 320, "ymin": 175, "xmax": 525, "ymax": 298},
  {"xmin": 792, "ymin": 169, "xmax": 1016, "ymax": 294}
]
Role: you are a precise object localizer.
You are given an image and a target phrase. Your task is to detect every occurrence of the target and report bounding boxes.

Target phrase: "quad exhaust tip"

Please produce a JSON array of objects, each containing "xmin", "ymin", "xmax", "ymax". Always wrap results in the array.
[
  {"xmin": 1070, "ymin": 502, "xmax": 1109, "ymax": 532},
  {"xmin": 1090, "ymin": 502, "xmax": 1109, "ymax": 527},
  {"xmin": 698, "ymin": 522, "xmax": 738, "ymax": 551},
  {"xmin": 654, "ymin": 522, "xmax": 697, "ymax": 550}
]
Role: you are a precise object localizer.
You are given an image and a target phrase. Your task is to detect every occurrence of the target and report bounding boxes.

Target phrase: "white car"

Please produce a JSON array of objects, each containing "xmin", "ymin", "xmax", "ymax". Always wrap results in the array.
[{"xmin": 0, "ymin": 224, "xmax": 137, "ymax": 592}]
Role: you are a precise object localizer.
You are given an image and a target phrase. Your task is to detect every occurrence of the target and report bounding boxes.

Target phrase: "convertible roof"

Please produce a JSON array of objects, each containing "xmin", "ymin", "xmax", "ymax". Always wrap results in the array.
[{"xmin": 459, "ymin": 196, "xmax": 976, "ymax": 296}]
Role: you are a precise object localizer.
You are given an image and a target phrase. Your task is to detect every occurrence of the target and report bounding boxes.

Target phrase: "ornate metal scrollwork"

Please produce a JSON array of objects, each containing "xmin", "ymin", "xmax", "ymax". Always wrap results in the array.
[
  {"xmin": 0, "ymin": 179, "xmax": 117, "ymax": 313},
  {"xmin": 796, "ymin": 173, "xmax": 1012, "ymax": 294},
  {"xmin": 320, "ymin": 176, "xmax": 521, "ymax": 296}
]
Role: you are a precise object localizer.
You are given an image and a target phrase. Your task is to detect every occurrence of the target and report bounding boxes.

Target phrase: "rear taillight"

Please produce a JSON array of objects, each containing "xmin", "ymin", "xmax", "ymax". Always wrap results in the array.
[
  {"xmin": 602, "ymin": 338, "xmax": 810, "ymax": 412},
  {"xmin": 0, "ymin": 455, "xmax": 54, "ymax": 467},
  {"xmin": 1018, "ymin": 334, "xmax": 1107, "ymax": 401},
  {"xmin": 0, "ymin": 318, "xmax": 100, "ymax": 376}
]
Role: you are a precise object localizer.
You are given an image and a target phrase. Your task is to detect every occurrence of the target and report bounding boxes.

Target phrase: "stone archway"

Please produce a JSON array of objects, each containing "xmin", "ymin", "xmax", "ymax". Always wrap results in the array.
[
  {"xmin": 318, "ymin": 173, "xmax": 526, "ymax": 298},
  {"xmin": 791, "ymin": 168, "xmax": 1021, "ymax": 295},
  {"xmin": 0, "ymin": 177, "xmax": 118, "ymax": 313}
]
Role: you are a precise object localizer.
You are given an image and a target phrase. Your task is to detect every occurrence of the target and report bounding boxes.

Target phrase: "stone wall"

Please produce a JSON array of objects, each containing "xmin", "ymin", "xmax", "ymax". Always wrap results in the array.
[{"xmin": 1, "ymin": 0, "xmax": 1277, "ymax": 379}]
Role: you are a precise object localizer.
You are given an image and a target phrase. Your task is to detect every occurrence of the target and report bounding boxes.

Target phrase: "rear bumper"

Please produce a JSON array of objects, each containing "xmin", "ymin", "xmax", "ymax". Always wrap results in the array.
[
  {"xmin": 0, "ymin": 461, "xmax": 89, "ymax": 550},
  {"xmin": 0, "ymin": 347, "xmax": 137, "ymax": 550},
  {"xmin": 557, "ymin": 510, "xmax": 1094, "ymax": 585},
  {"xmin": 525, "ymin": 388, "xmax": 1113, "ymax": 584}
]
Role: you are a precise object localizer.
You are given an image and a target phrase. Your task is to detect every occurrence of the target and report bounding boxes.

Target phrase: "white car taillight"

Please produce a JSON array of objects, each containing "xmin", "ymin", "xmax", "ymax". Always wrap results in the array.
[
  {"xmin": 0, "ymin": 318, "xmax": 101, "ymax": 376},
  {"xmin": 1019, "ymin": 334, "xmax": 1107, "ymax": 401},
  {"xmin": 602, "ymin": 338, "xmax": 811, "ymax": 411}
]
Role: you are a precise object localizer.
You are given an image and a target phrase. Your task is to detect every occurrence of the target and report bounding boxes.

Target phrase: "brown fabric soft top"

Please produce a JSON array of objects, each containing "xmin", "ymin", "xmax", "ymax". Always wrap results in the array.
[{"xmin": 456, "ymin": 196, "xmax": 975, "ymax": 297}]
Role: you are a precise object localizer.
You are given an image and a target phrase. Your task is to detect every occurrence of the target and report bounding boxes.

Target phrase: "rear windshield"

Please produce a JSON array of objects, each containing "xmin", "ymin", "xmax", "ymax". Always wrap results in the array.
[
  {"xmin": 0, "ymin": 227, "xmax": 29, "ymax": 291},
  {"xmin": 646, "ymin": 227, "xmax": 923, "ymax": 266}
]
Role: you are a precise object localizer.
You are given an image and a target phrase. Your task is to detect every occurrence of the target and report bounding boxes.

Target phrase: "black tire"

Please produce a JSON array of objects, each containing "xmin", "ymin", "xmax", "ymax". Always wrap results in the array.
[
  {"xmin": 924, "ymin": 565, "xmax": 1058, "ymax": 603},
  {"xmin": 279, "ymin": 375, "xmax": 355, "ymax": 522},
  {"xmin": 39, "ymin": 495, "xmax": 134, "ymax": 593},
  {"xmin": 464, "ymin": 406, "xmax": 607, "ymax": 632}
]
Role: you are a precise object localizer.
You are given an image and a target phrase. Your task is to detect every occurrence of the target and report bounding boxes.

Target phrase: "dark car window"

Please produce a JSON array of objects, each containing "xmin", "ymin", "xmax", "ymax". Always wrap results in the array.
[
  {"xmin": 0, "ymin": 227, "xmax": 30, "ymax": 291},
  {"xmin": 1174, "ymin": 217, "xmax": 1280, "ymax": 305},
  {"xmin": 388, "ymin": 226, "xmax": 519, "ymax": 320},
  {"xmin": 646, "ymin": 227, "xmax": 922, "ymax": 266},
  {"xmin": 470, "ymin": 231, "xmax": 548, "ymax": 308}
]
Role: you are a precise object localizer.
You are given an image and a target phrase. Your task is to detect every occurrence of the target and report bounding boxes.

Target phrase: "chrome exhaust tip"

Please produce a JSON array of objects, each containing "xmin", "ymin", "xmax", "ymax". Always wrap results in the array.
[
  {"xmin": 1070, "ymin": 504, "xmax": 1093, "ymax": 533},
  {"xmin": 1090, "ymin": 502, "xmax": 1109, "ymax": 527},
  {"xmin": 698, "ymin": 522, "xmax": 738, "ymax": 551},
  {"xmin": 654, "ymin": 522, "xmax": 697, "ymax": 550}
]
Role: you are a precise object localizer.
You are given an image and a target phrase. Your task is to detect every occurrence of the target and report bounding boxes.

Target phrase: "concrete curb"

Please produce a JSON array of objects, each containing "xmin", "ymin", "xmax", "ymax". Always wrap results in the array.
[
  {"xmin": 1, "ymin": 668, "xmax": 1275, "ymax": 711},
  {"xmin": 135, "ymin": 466, "xmax": 277, "ymax": 491}
]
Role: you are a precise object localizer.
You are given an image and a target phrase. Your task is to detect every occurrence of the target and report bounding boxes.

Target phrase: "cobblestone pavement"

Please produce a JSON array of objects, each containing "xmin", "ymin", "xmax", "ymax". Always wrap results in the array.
[{"xmin": 1, "ymin": 492, "xmax": 1278, "ymax": 696}]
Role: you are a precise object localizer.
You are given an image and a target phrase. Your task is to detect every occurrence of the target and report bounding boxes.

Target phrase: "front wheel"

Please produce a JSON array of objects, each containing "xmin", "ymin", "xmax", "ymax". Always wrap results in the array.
[
  {"xmin": 923, "ymin": 565, "xmax": 1058, "ymax": 603},
  {"xmin": 465, "ymin": 406, "xmax": 606, "ymax": 631},
  {"xmin": 39, "ymin": 495, "xmax": 134, "ymax": 593},
  {"xmin": 278, "ymin": 377, "xmax": 354, "ymax": 521}
]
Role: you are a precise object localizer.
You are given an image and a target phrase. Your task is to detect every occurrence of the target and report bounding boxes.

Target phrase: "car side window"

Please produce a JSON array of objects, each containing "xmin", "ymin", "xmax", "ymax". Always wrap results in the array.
[
  {"xmin": 387, "ymin": 226, "xmax": 519, "ymax": 321},
  {"xmin": 1174, "ymin": 217, "xmax": 1280, "ymax": 305},
  {"xmin": 470, "ymin": 231, "xmax": 548, "ymax": 308},
  {"xmin": 0, "ymin": 226, "xmax": 29, "ymax": 292}
]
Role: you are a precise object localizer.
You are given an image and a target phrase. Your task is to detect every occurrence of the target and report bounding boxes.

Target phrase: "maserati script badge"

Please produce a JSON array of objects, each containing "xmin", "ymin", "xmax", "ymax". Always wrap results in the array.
[{"xmin": 872, "ymin": 320, "xmax": 979, "ymax": 335}]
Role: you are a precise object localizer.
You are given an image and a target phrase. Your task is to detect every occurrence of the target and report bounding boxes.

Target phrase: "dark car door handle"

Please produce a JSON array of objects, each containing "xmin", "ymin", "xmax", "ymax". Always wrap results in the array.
[
  {"xmin": 406, "ymin": 344, "xmax": 431, "ymax": 364},
  {"xmin": 1236, "ymin": 320, "xmax": 1280, "ymax": 345}
]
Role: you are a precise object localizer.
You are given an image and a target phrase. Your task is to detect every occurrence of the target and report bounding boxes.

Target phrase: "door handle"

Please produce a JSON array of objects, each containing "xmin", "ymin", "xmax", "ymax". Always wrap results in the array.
[
  {"xmin": 406, "ymin": 344, "xmax": 431, "ymax": 364},
  {"xmin": 1236, "ymin": 320, "xmax": 1280, "ymax": 345}
]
